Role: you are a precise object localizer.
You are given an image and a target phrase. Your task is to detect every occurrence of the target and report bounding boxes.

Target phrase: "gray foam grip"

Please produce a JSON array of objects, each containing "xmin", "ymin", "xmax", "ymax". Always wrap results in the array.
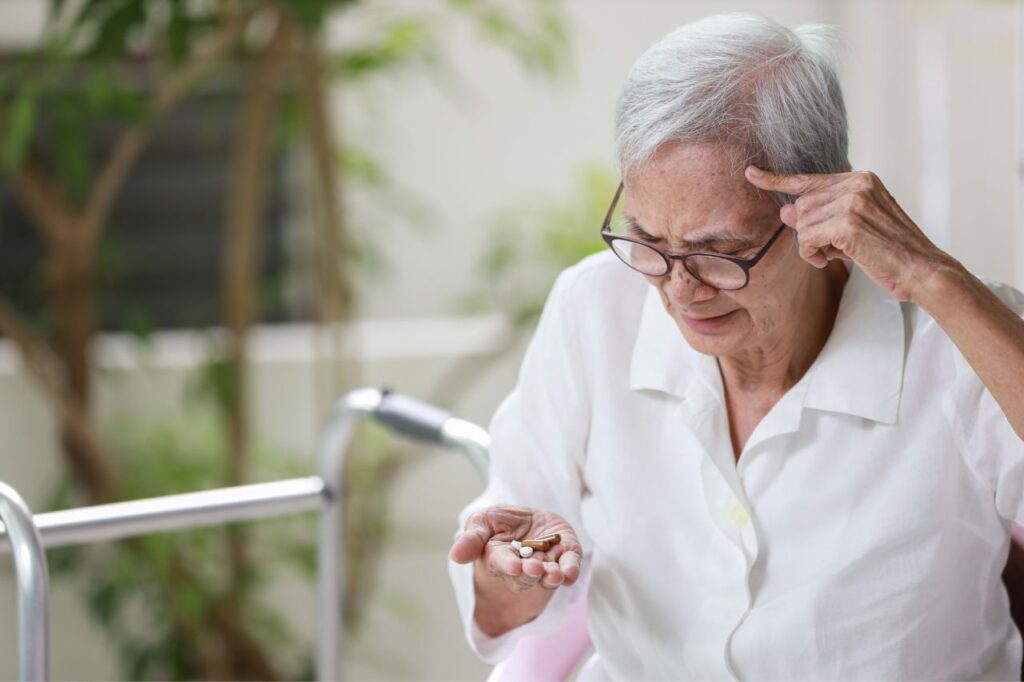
[{"xmin": 373, "ymin": 389, "xmax": 451, "ymax": 444}]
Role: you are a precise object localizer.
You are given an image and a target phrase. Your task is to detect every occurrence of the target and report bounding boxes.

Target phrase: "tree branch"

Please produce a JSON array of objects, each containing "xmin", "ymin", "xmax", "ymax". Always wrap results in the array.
[
  {"xmin": 0, "ymin": 295, "xmax": 120, "ymax": 501},
  {"xmin": 10, "ymin": 162, "xmax": 75, "ymax": 244},
  {"xmin": 80, "ymin": 6, "xmax": 255, "ymax": 252}
]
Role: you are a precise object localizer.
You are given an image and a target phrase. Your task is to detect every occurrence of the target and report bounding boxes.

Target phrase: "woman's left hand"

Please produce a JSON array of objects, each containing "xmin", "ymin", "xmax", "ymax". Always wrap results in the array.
[{"xmin": 744, "ymin": 165, "xmax": 957, "ymax": 303}]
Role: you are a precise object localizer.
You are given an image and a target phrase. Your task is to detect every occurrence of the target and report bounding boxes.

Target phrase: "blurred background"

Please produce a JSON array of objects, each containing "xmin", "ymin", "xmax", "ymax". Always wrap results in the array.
[{"xmin": 0, "ymin": 0, "xmax": 1019, "ymax": 679}]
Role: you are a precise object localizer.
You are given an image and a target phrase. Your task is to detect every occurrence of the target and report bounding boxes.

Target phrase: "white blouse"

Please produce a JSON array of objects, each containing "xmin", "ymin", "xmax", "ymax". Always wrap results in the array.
[{"xmin": 448, "ymin": 251, "xmax": 1024, "ymax": 680}]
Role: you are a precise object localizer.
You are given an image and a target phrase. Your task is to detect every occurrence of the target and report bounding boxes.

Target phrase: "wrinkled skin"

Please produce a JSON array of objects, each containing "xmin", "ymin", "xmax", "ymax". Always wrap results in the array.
[{"xmin": 449, "ymin": 505, "xmax": 583, "ymax": 591}]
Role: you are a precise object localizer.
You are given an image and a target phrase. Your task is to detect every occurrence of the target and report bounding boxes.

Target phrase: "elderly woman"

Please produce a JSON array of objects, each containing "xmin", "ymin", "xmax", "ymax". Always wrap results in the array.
[{"xmin": 447, "ymin": 12, "xmax": 1024, "ymax": 680}]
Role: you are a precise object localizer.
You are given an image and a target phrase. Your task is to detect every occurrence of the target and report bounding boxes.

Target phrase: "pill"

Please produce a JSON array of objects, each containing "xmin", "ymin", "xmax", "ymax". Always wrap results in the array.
[
  {"xmin": 518, "ymin": 546, "xmax": 534, "ymax": 558},
  {"xmin": 523, "ymin": 540, "xmax": 552, "ymax": 551},
  {"xmin": 511, "ymin": 540, "xmax": 522, "ymax": 549}
]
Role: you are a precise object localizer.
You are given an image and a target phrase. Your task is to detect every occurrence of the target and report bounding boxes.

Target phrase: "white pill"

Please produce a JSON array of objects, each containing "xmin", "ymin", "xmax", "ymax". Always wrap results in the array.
[
  {"xmin": 518, "ymin": 546, "xmax": 534, "ymax": 558},
  {"xmin": 511, "ymin": 540, "xmax": 522, "ymax": 549}
]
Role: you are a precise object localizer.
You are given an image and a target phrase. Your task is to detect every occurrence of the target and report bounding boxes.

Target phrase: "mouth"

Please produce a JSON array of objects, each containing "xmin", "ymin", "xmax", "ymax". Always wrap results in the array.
[
  {"xmin": 678, "ymin": 309, "xmax": 739, "ymax": 332},
  {"xmin": 683, "ymin": 312, "xmax": 734, "ymax": 321}
]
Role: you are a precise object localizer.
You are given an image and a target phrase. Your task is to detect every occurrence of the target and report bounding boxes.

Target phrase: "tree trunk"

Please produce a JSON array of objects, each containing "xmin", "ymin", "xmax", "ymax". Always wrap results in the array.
[
  {"xmin": 219, "ymin": 11, "xmax": 292, "ymax": 678},
  {"xmin": 297, "ymin": 32, "xmax": 360, "ymax": 414},
  {"xmin": 44, "ymin": 238, "xmax": 120, "ymax": 502}
]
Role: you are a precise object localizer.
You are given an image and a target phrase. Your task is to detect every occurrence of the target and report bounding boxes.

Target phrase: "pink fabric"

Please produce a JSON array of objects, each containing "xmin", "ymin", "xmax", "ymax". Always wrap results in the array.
[{"xmin": 487, "ymin": 593, "xmax": 592, "ymax": 682}]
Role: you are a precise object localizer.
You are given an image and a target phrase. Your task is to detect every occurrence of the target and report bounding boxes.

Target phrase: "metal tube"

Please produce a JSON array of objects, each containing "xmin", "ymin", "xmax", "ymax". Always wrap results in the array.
[
  {"xmin": 0, "ymin": 478, "xmax": 326, "ymax": 553},
  {"xmin": 440, "ymin": 418, "xmax": 491, "ymax": 482},
  {"xmin": 0, "ymin": 481, "xmax": 49, "ymax": 681},
  {"xmin": 0, "ymin": 385, "xmax": 486, "ymax": 682},
  {"xmin": 316, "ymin": 387, "xmax": 385, "ymax": 682}
]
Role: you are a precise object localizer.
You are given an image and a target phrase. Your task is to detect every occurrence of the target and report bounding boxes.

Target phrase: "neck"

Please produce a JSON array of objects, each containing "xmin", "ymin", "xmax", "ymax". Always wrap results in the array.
[{"xmin": 719, "ymin": 261, "xmax": 850, "ymax": 398}]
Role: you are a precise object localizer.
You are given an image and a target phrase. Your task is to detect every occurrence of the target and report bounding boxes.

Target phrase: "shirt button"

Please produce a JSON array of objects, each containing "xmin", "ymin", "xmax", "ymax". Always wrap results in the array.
[{"xmin": 728, "ymin": 502, "xmax": 749, "ymax": 528}]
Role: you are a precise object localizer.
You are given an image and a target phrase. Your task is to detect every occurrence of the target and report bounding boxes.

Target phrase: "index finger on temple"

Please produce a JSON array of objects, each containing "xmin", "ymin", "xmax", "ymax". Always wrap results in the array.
[{"xmin": 744, "ymin": 166, "xmax": 843, "ymax": 195}]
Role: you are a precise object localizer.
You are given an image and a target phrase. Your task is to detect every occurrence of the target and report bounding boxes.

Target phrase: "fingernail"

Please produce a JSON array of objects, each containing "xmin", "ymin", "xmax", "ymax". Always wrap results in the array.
[{"xmin": 747, "ymin": 166, "xmax": 763, "ymax": 176}]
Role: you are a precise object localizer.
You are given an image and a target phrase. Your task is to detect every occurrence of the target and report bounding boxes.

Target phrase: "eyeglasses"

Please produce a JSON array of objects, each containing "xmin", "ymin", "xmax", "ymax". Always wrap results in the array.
[{"xmin": 599, "ymin": 182, "xmax": 787, "ymax": 291}]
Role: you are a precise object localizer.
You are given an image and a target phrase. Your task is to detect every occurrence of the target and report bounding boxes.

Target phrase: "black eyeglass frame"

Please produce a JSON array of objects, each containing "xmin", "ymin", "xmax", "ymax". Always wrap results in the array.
[{"xmin": 599, "ymin": 181, "xmax": 788, "ymax": 291}]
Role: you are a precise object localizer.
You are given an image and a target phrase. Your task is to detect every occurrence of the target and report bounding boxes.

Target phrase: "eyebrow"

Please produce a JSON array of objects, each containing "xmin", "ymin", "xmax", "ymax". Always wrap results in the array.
[{"xmin": 623, "ymin": 215, "xmax": 757, "ymax": 250}]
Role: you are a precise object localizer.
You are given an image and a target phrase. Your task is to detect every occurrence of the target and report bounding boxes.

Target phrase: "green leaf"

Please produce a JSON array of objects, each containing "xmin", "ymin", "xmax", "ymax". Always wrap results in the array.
[
  {"xmin": 166, "ymin": 0, "xmax": 188, "ymax": 64},
  {"xmin": 50, "ymin": 0, "xmax": 69, "ymax": 18},
  {"xmin": 283, "ymin": 0, "xmax": 328, "ymax": 33},
  {"xmin": 336, "ymin": 17, "xmax": 437, "ymax": 80},
  {"xmin": 51, "ymin": 112, "xmax": 92, "ymax": 197},
  {"xmin": 85, "ymin": 0, "xmax": 146, "ymax": 60},
  {"xmin": 122, "ymin": 305, "xmax": 154, "ymax": 343},
  {"xmin": 189, "ymin": 357, "xmax": 241, "ymax": 413},
  {"xmin": 1, "ymin": 91, "xmax": 37, "ymax": 170}
]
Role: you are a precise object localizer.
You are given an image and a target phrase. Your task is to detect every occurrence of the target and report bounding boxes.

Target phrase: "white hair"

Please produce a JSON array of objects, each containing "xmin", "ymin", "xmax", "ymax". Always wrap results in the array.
[{"xmin": 615, "ymin": 12, "xmax": 850, "ymax": 205}]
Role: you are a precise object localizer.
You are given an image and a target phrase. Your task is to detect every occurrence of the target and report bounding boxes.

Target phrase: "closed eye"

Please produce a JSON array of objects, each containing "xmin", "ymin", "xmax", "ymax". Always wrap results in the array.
[
  {"xmin": 626, "ymin": 221, "xmax": 759, "ymax": 255},
  {"xmin": 627, "ymin": 224, "xmax": 660, "ymax": 243}
]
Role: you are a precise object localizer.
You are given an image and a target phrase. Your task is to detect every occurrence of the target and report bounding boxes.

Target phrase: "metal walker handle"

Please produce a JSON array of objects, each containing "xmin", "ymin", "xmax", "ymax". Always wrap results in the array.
[
  {"xmin": 0, "ymin": 387, "xmax": 489, "ymax": 682},
  {"xmin": 0, "ymin": 481, "xmax": 49, "ymax": 681}
]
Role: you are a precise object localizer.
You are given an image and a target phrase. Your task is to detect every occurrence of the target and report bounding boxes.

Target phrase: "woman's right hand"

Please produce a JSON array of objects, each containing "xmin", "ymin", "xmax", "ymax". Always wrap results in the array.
[{"xmin": 449, "ymin": 504, "xmax": 584, "ymax": 592}]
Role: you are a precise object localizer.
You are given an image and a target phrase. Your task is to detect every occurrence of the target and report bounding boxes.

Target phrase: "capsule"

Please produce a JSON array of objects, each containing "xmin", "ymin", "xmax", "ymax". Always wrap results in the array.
[{"xmin": 521, "ymin": 533, "xmax": 562, "ymax": 552}]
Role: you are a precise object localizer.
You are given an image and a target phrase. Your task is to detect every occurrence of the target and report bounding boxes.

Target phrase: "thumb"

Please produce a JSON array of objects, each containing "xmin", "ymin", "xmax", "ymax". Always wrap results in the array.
[{"xmin": 449, "ymin": 520, "xmax": 491, "ymax": 564}]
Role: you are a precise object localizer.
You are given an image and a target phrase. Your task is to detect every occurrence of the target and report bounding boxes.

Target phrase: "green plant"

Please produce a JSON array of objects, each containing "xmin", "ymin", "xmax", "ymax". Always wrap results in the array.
[
  {"xmin": 2, "ymin": 1, "xmax": 572, "ymax": 679},
  {"xmin": 47, "ymin": 412, "xmax": 317, "ymax": 680}
]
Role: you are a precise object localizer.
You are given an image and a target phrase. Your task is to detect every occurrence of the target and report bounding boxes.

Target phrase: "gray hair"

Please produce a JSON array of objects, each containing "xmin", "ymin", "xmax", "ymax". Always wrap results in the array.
[{"xmin": 614, "ymin": 12, "xmax": 850, "ymax": 205}]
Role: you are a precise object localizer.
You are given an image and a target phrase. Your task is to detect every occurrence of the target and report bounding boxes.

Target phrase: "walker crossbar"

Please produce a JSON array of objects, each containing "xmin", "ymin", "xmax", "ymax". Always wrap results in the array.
[
  {"xmin": 0, "ymin": 477, "xmax": 326, "ymax": 552},
  {"xmin": 0, "ymin": 387, "xmax": 490, "ymax": 682}
]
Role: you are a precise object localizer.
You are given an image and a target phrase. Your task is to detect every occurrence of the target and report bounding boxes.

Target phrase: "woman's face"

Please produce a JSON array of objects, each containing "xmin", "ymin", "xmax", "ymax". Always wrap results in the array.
[{"xmin": 622, "ymin": 142, "xmax": 811, "ymax": 358}]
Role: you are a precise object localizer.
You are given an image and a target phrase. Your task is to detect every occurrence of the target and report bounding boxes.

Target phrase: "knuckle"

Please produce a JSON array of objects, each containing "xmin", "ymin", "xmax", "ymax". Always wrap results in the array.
[
  {"xmin": 853, "ymin": 171, "xmax": 875, "ymax": 190},
  {"xmin": 847, "ymin": 192, "xmax": 869, "ymax": 213}
]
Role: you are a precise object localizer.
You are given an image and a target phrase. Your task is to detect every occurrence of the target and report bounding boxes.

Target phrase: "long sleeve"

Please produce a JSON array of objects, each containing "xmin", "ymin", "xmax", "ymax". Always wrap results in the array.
[
  {"xmin": 447, "ymin": 266, "xmax": 594, "ymax": 663},
  {"xmin": 943, "ymin": 277, "xmax": 1024, "ymax": 524}
]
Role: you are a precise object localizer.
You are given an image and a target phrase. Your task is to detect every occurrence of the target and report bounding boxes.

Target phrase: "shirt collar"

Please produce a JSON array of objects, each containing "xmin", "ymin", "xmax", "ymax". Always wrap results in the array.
[{"xmin": 629, "ymin": 263, "xmax": 905, "ymax": 425}]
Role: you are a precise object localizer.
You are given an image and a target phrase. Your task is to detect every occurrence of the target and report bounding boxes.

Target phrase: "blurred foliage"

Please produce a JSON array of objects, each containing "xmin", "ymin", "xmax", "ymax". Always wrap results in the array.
[
  {"xmin": 3, "ymin": 0, "xmax": 573, "ymax": 679},
  {"xmin": 46, "ymin": 410, "xmax": 423, "ymax": 679},
  {"xmin": 46, "ymin": 413, "xmax": 316, "ymax": 680},
  {"xmin": 0, "ymin": 0, "xmax": 571, "ymax": 321},
  {"xmin": 465, "ymin": 163, "xmax": 615, "ymax": 328}
]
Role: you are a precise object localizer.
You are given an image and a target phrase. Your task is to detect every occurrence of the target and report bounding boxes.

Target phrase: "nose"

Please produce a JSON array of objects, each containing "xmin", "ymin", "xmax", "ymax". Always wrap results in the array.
[{"xmin": 664, "ymin": 259, "xmax": 717, "ymax": 304}]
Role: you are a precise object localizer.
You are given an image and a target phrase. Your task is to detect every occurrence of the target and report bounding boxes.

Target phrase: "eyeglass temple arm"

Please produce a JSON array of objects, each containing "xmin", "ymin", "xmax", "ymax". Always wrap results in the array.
[{"xmin": 601, "ymin": 182, "xmax": 625, "ymax": 231}]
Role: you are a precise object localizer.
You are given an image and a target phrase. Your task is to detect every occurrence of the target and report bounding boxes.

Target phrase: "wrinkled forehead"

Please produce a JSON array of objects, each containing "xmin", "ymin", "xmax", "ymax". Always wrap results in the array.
[
  {"xmin": 623, "ymin": 141, "xmax": 771, "ymax": 204},
  {"xmin": 621, "ymin": 143, "xmax": 778, "ymax": 246}
]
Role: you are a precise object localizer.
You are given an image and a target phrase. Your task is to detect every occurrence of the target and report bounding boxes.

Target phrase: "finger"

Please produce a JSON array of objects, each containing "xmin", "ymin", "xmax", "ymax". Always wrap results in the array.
[
  {"xmin": 540, "ymin": 561, "xmax": 564, "ymax": 589},
  {"xmin": 792, "ymin": 198, "xmax": 845, "ymax": 232},
  {"xmin": 824, "ymin": 245, "xmax": 851, "ymax": 261},
  {"xmin": 797, "ymin": 223, "xmax": 850, "ymax": 269},
  {"xmin": 745, "ymin": 165, "xmax": 847, "ymax": 196},
  {"xmin": 449, "ymin": 516, "xmax": 492, "ymax": 564},
  {"xmin": 558, "ymin": 549, "xmax": 583, "ymax": 586},
  {"xmin": 521, "ymin": 557, "xmax": 546, "ymax": 579},
  {"xmin": 799, "ymin": 236, "xmax": 831, "ymax": 269},
  {"xmin": 784, "ymin": 177, "xmax": 863, "ymax": 224},
  {"xmin": 489, "ymin": 544, "xmax": 526, "ymax": 576}
]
